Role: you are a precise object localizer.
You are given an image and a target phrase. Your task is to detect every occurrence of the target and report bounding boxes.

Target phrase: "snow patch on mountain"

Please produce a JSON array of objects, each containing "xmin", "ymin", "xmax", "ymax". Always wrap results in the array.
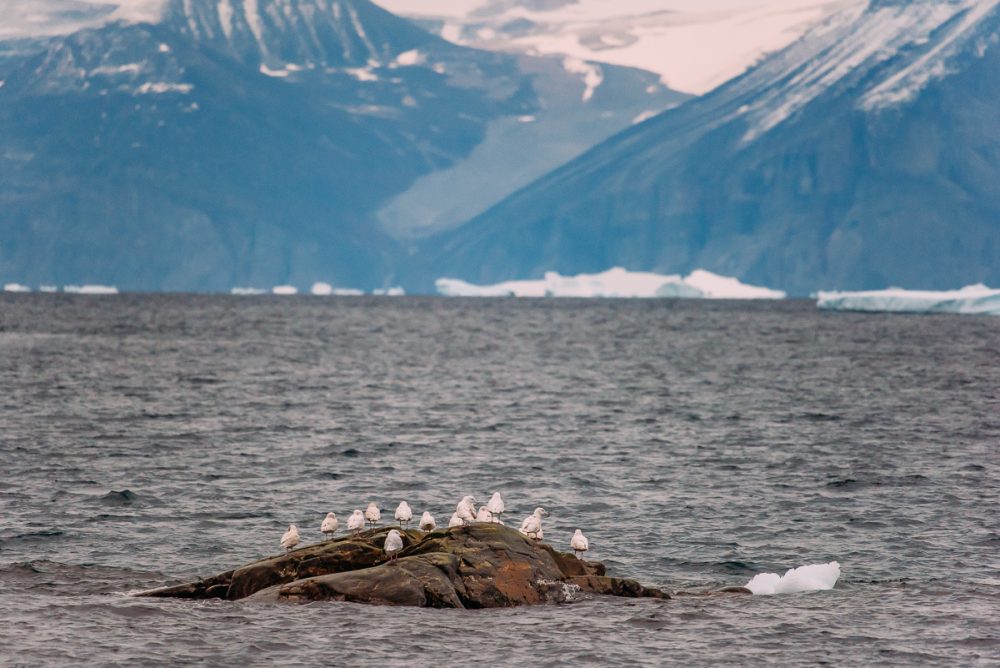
[
  {"xmin": 135, "ymin": 81, "xmax": 193, "ymax": 93},
  {"xmin": 861, "ymin": 0, "xmax": 1000, "ymax": 110},
  {"xmin": 394, "ymin": 49, "xmax": 425, "ymax": 66},
  {"xmin": 562, "ymin": 57, "xmax": 602, "ymax": 102},
  {"xmin": 737, "ymin": 0, "xmax": 999, "ymax": 141}
]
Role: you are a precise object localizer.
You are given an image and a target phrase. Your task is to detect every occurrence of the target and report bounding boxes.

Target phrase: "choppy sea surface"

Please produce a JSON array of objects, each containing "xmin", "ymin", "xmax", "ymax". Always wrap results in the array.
[{"xmin": 1, "ymin": 295, "xmax": 998, "ymax": 666}]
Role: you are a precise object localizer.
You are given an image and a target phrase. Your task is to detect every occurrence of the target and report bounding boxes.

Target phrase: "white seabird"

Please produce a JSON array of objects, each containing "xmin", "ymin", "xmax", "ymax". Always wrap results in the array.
[
  {"xmin": 448, "ymin": 512, "xmax": 463, "ymax": 528},
  {"xmin": 570, "ymin": 529, "xmax": 589, "ymax": 558},
  {"xmin": 456, "ymin": 496, "xmax": 477, "ymax": 525},
  {"xmin": 519, "ymin": 507, "xmax": 547, "ymax": 540},
  {"xmin": 394, "ymin": 501, "xmax": 413, "ymax": 528},
  {"xmin": 485, "ymin": 492, "xmax": 504, "ymax": 522},
  {"xmin": 419, "ymin": 511, "xmax": 436, "ymax": 531},
  {"xmin": 475, "ymin": 506, "xmax": 492, "ymax": 523},
  {"xmin": 384, "ymin": 529, "xmax": 404, "ymax": 560},
  {"xmin": 348, "ymin": 509, "xmax": 365, "ymax": 534},
  {"xmin": 364, "ymin": 502, "xmax": 381, "ymax": 528},
  {"xmin": 281, "ymin": 524, "xmax": 300, "ymax": 552},
  {"xmin": 321, "ymin": 512, "xmax": 339, "ymax": 539}
]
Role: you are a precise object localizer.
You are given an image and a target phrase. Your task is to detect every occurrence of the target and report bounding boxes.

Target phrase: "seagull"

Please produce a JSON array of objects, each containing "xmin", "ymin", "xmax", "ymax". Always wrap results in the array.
[
  {"xmin": 456, "ymin": 496, "xmax": 477, "ymax": 525},
  {"xmin": 321, "ymin": 512, "xmax": 338, "ymax": 539},
  {"xmin": 347, "ymin": 509, "xmax": 365, "ymax": 535},
  {"xmin": 519, "ymin": 507, "xmax": 547, "ymax": 540},
  {"xmin": 570, "ymin": 529, "xmax": 589, "ymax": 558},
  {"xmin": 419, "ymin": 511, "xmax": 436, "ymax": 531},
  {"xmin": 281, "ymin": 524, "xmax": 300, "ymax": 552},
  {"xmin": 475, "ymin": 506, "xmax": 492, "ymax": 523},
  {"xmin": 394, "ymin": 501, "xmax": 413, "ymax": 528},
  {"xmin": 384, "ymin": 529, "xmax": 404, "ymax": 561},
  {"xmin": 485, "ymin": 492, "xmax": 504, "ymax": 522},
  {"xmin": 364, "ymin": 502, "xmax": 381, "ymax": 528},
  {"xmin": 448, "ymin": 512, "xmax": 463, "ymax": 528}
]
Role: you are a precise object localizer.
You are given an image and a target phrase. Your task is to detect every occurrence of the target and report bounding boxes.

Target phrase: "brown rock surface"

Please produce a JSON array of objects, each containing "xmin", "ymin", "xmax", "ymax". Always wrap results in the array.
[{"xmin": 137, "ymin": 524, "xmax": 736, "ymax": 608}]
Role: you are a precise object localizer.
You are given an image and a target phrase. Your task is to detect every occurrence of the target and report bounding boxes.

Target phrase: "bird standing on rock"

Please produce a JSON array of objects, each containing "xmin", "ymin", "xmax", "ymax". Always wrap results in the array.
[
  {"xmin": 281, "ymin": 524, "xmax": 300, "ymax": 552},
  {"xmin": 394, "ymin": 501, "xmax": 413, "ymax": 528},
  {"xmin": 448, "ymin": 512, "xmax": 463, "ymax": 528},
  {"xmin": 519, "ymin": 507, "xmax": 547, "ymax": 540},
  {"xmin": 486, "ymin": 492, "xmax": 504, "ymax": 522},
  {"xmin": 321, "ymin": 512, "xmax": 338, "ymax": 539},
  {"xmin": 419, "ymin": 511, "xmax": 436, "ymax": 531},
  {"xmin": 348, "ymin": 509, "xmax": 365, "ymax": 535},
  {"xmin": 364, "ymin": 502, "xmax": 381, "ymax": 528},
  {"xmin": 570, "ymin": 529, "xmax": 589, "ymax": 558},
  {"xmin": 384, "ymin": 529, "xmax": 404, "ymax": 560},
  {"xmin": 475, "ymin": 506, "xmax": 492, "ymax": 523},
  {"xmin": 456, "ymin": 496, "xmax": 477, "ymax": 525}
]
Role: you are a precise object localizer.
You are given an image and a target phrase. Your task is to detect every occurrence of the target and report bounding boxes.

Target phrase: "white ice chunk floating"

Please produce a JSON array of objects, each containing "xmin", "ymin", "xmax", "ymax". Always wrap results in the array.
[
  {"xmin": 3, "ymin": 283, "xmax": 31, "ymax": 292},
  {"xmin": 745, "ymin": 561, "xmax": 841, "ymax": 595},
  {"xmin": 311, "ymin": 282, "xmax": 333, "ymax": 296},
  {"xmin": 271, "ymin": 285, "xmax": 298, "ymax": 295},
  {"xmin": 436, "ymin": 267, "xmax": 785, "ymax": 299},
  {"xmin": 817, "ymin": 284, "xmax": 1000, "ymax": 316},
  {"xmin": 64, "ymin": 285, "xmax": 118, "ymax": 294}
]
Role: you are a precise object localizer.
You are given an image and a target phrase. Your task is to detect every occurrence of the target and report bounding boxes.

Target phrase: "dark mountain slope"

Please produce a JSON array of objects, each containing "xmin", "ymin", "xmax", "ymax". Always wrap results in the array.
[
  {"xmin": 0, "ymin": 0, "xmax": 681, "ymax": 291},
  {"xmin": 419, "ymin": 0, "xmax": 1000, "ymax": 295}
]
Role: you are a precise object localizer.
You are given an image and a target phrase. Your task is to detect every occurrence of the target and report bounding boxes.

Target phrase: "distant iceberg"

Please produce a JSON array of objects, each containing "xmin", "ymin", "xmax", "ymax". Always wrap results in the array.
[
  {"xmin": 310, "ymin": 282, "xmax": 365, "ymax": 296},
  {"xmin": 64, "ymin": 285, "xmax": 118, "ymax": 294},
  {"xmin": 817, "ymin": 284, "xmax": 1000, "ymax": 316},
  {"xmin": 271, "ymin": 285, "xmax": 298, "ymax": 295},
  {"xmin": 3, "ymin": 283, "xmax": 31, "ymax": 293},
  {"xmin": 435, "ymin": 268, "xmax": 785, "ymax": 299},
  {"xmin": 373, "ymin": 287, "xmax": 406, "ymax": 296},
  {"xmin": 231, "ymin": 287, "xmax": 267, "ymax": 295}
]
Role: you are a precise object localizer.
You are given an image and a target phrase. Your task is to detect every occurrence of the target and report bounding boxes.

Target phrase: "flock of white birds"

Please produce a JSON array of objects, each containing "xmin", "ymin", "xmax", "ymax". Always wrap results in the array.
[{"xmin": 278, "ymin": 492, "xmax": 590, "ymax": 560}]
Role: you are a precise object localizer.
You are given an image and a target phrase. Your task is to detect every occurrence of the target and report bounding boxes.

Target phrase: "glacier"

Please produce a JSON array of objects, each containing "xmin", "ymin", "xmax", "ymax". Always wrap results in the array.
[
  {"xmin": 376, "ymin": 0, "xmax": 851, "ymax": 95},
  {"xmin": 435, "ymin": 268, "xmax": 786, "ymax": 299},
  {"xmin": 817, "ymin": 285, "xmax": 1000, "ymax": 316}
]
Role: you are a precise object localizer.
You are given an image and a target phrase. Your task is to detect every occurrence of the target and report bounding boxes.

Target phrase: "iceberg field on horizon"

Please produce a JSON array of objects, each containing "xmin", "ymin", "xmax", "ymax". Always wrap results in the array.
[
  {"xmin": 63, "ymin": 285, "xmax": 118, "ymax": 295},
  {"xmin": 3, "ymin": 283, "xmax": 31, "ymax": 293},
  {"xmin": 435, "ymin": 268, "xmax": 786, "ymax": 299},
  {"xmin": 817, "ymin": 284, "xmax": 1000, "ymax": 316}
]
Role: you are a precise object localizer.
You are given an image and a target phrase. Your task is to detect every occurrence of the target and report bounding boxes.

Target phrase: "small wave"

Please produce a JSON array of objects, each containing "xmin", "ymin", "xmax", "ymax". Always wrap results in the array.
[
  {"xmin": 745, "ymin": 561, "xmax": 841, "ymax": 595},
  {"xmin": 99, "ymin": 489, "xmax": 140, "ymax": 505}
]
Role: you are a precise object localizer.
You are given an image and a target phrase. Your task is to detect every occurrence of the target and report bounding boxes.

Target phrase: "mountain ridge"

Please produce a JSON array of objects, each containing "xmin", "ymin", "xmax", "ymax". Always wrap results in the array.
[
  {"xmin": 0, "ymin": 0, "xmax": 683, "ymax": 291},
  {"xmin": 413, "ymin": 0, "xmax": 1000, "ymax": 295}
]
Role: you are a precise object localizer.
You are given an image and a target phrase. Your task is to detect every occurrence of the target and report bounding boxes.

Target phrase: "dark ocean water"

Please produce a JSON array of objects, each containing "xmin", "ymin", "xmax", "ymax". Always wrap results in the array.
[{"xmin": 1, "ymin": 294, "xmax": 998, "ymax": 666}]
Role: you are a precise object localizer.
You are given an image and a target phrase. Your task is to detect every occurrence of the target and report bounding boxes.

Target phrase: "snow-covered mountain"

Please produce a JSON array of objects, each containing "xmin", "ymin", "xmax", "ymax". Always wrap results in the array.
[
  {"xmin": 0, "ymin": 0, "xmax": 684, "ymax": 291},
  {"xmin": 417, "ymin": 0, "xmax": 1000, "ymax": 294},
  {"xmin": 373, "ymin": 0, "xmax": 857, "ymax": 94}
]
